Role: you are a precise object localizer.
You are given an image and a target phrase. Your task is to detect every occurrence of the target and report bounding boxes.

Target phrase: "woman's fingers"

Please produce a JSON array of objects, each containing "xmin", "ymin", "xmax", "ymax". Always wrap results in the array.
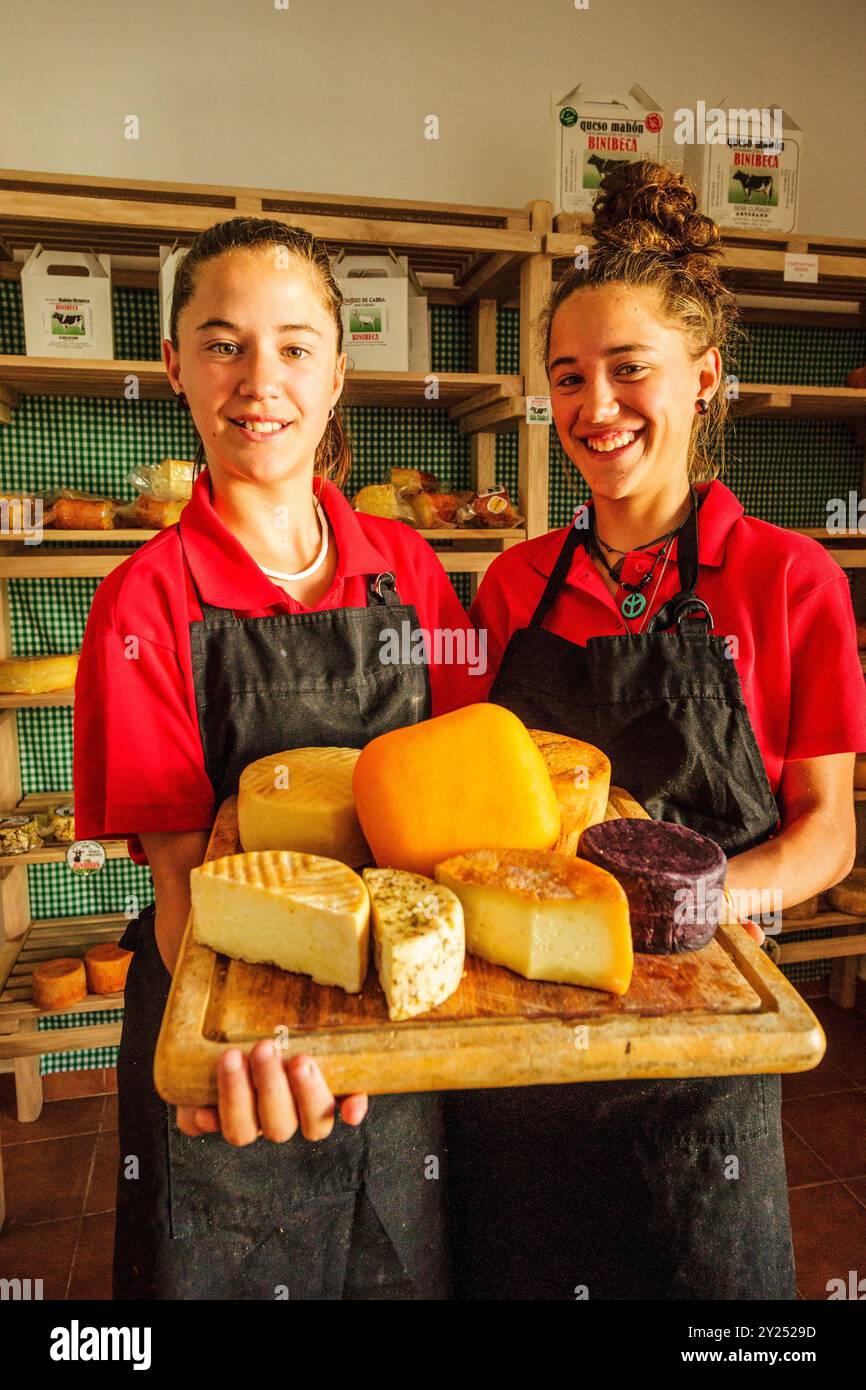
[
  {"xmin": 337, "ymin": 1093, "xmax": 369, "ymax": 1126},
  {"xmin": 744, "ymin": 920, "xmax": 766, "ymax": 946},
  {"xmin": 216, "ymin": 1047, "xmax": 262, "ymax": 1146},
  {"xmin": 286, "ymin": 1053, "xmax": 338, "ymax": 1140},
  {"xmin": 249, "ymin": 1039, "xmax": 298, "ymax": 1142},
  {"xmin": 179, "ymin": 1050, "xmax": 367, "ymax": 1144}
]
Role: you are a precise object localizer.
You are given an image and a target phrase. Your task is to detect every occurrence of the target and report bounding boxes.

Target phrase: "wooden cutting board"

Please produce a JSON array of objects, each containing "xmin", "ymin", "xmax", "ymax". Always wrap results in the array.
[{"xmin": 154, "ymin": 796, "xmax": 825, "ymax": 1106}]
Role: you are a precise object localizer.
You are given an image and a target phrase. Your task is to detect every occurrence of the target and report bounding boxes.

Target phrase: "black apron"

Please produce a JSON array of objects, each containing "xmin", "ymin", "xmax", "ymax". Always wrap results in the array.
[
  {"xmin": 445, "ymin": 490, "xmax": 797, "ymax": 1300},
  {"xmin": 113, "ymin": 538, "xmax": 451, "ymax": 1301}
]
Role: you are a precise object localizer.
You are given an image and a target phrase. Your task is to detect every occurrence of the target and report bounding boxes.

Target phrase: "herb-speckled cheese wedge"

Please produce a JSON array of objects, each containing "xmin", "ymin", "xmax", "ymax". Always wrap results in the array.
[
  {"xmin": 362, "ymin": 868, "xmax": 465, "ymax": 1021},
  {"xmin": 190, "ymin": 851, "xmax": 370, "ymax": 993}
]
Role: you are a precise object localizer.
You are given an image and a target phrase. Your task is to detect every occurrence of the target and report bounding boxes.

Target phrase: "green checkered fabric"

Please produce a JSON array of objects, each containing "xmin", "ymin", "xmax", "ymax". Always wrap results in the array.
[{"xmin": 1, "ymin": 284, "xmax": 864, "ymax": 1070}]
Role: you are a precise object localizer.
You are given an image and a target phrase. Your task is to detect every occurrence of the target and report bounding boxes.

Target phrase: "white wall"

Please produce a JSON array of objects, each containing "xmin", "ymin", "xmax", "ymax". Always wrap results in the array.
[{"xmin": 1, "ymin": 0, "xmax": 864, "ymax": 235}]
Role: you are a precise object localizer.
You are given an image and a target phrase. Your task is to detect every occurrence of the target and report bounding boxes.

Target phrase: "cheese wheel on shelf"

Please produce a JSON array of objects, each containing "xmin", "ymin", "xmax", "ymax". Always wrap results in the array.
[
  {"xmin": 854, "ymin": 755, "xmax": 866, "ymax": 790},
  {"xmin": 825, "ymin": 868, "xmax": 866, "ymax": 916},
  {"xmin": 84, "ymin": 943, "xmax": 133, "ymax": 994},
  {"xmin": 353, "ymin": 703, "xmax": 561, "ymax": 877},
  {"xmin": 32, "ymin": 957, "xmax": 86, "ymax": 1010},
  {"xmin": 578, "ymin": 819, "xmax": 727, "ymax": 954},
  {"xmin": 0, "ymin": 654, "xmax": 78, "ymax": 694},
  {"xmin": 238, "ymin": 747, "xmax": 371, "ymax": 866},
  {"xmin": 435, "ymin": 848, "xmax": 633, "ymax": 994},
  {"xmin": 782, "ymin": 894, "xmax": 820, "ymax": 922},
  {"xmin": 363, "ymin": 868, "xmax": 465, "ymax": 1021},
  {"xmin": 527, "ymin": 730, "xmax": 610, "ymax": 854},
  {"xmin": 190, "ymin": 850, "xmax": 370, "ymax": 993}
]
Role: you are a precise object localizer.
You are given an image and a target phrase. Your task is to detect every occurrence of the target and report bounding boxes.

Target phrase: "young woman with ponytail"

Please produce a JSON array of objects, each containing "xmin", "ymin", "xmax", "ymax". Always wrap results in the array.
[{"xmin": 74, "ymin": 217, "xmax": 478, "ymax": 1300}]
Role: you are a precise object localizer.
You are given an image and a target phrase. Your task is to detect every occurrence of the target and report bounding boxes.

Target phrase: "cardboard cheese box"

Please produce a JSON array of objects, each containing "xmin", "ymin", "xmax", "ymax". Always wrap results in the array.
[
  {"xmin": 20, "ymin": 244, "xmax": 114, "ymax": 358},
  {"xmin": 553, "ymin": 83, "xmax": 664, "ymax": 217},
  {"xmin": 331, "ymin": 249, "xmax": 430, "ymax": 372},
  {"xmin": 682, "ymin": 102, "xmax": 802, "ymax": 234}
]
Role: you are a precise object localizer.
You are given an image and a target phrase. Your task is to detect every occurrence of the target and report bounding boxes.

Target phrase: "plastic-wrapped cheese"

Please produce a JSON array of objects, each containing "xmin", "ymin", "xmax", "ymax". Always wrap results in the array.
[
  {"xmin": 238, "ymin": 747, "xmax": 371, "ymax": 867},
  {"xmin": 435, "ymin": 848, "xmax": 633, "ymax": 994},
  {"xmin": 578, "ymin": 819, "xmax": 727, "ymax": 954},
  {"xmin": 32, "ymin": 957, "xmax": 87, "ymax": 1010},
  {"xmin": 363, "ymin": 868, "xmax": 465, "ymax": 1020},
  {"xmin": 528, "ymin": 729, "xmax": 610, "ymax": 854},
  {"xmin": 353, "ymin": 704, "xmax": 561, "ymax": 878},
  {"xmin": 0, "ymin": 654, "xmax": 78, "ymax": 694}
]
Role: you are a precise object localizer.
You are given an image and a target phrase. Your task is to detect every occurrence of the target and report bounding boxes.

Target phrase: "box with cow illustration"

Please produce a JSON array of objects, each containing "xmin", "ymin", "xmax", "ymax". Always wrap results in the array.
[
  {"xmin": 20, "ymin": 243, "xmax": 114, "ymax": 358},
  {"xmin": 683, "ymin": 102, "xmax": 802, "ymax": 234},
  {"xmin": 330, "ymin": 248, "xmax": 429, "ymax": 372},
  {"xmin": 553, "ymin": 83, "xmax": 664, "ymax": 217}
]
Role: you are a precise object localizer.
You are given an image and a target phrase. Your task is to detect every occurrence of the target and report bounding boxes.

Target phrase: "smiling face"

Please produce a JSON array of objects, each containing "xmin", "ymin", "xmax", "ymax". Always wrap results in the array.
[
  {"xmin": 164, "ymin": 246, "xmax": 345, "ymax": 487},
  {"xmin": 547, "ymin": 284, "xmax": 721, "ymax": 504}
]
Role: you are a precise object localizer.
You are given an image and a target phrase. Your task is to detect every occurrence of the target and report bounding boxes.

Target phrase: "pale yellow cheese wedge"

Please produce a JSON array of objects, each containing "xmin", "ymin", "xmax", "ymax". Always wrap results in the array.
[
  {"xmin": 238, "ymin": 747, "xmax": 371, "ymax": 867},
  {"xmin": 190, "ymin": 850, "xmax": 370, "ymax": 993},
  {"xmin": 363, "ymin": 868, "xmax": 465, "ymax": 1021},
  {"xmin": 435, "ymin": 848, "xmax": 633, "ymax": 994}
]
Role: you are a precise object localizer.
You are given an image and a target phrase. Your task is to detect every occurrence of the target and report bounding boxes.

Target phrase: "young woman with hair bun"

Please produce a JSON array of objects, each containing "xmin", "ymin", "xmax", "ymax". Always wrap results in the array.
[
  {"xmin": 446, "ymin": 160, "xmax": 866, "ymax": 1301},
  {"xmin": 74, "ymin": 217, "xmax": 479, "ymax": 1300}
]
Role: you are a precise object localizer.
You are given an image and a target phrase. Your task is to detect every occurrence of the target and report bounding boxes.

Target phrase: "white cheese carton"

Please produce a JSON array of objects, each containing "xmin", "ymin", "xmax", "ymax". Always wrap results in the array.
[
  {"xmin": 682, "ymin": 102, "xmax": 801, "ymax": 234},
  {"xmin": 20, "ymin": 244, "xmax": 113, "ymax": 358},
  {"xmin": 331, "ymin": 249, "xmax": 429, "ymax": 372},
  {"xmin": 553, "ymin": 83, "xmax": 664, "ymax": 217},
  {"xmin": 159, "ymin": 244, "xmax": 188, "ymax": 344}
]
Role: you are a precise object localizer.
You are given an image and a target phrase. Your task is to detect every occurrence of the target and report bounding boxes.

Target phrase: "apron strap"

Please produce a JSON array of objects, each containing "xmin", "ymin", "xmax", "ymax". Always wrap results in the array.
[{"xmin": 530, "ymin": 488, "xmax": 713, "ymax": 634}]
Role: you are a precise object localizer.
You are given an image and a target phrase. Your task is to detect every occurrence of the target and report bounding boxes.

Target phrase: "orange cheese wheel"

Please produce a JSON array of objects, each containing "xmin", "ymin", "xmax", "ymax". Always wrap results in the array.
[
  {"xmin": 352, "ymin": 703, "xmax": 561, "ymax": 877},
  {"xmin": 84, "ymin": 943, "xmax": 133, "ymax": 994},
  {"xmin": 31, "ymin": 957, "xmax": 86, "ymax": 1010}
]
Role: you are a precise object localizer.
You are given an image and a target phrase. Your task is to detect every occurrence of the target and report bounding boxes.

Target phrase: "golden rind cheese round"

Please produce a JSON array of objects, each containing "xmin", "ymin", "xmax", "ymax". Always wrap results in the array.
[
  {"xmin": 528, "ymin": 730, "xmax": 611, "ymax": 854},
  {"xmin": 32, "ymin": 957, "xmax": 87, "ymax": 1010},
  {"xmin": 238, "ymin": 747, "xmax": 371, "ymax": 866}
]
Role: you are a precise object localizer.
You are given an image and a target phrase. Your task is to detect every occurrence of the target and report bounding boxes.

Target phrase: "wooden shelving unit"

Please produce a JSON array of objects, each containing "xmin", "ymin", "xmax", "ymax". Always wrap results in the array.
[{"xmin": 0, "ymin": 168, "xmax": 864, "ymax": 1021}]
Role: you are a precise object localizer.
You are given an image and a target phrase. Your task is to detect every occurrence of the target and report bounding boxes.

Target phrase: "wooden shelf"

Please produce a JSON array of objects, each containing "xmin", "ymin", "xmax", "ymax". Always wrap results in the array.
[
  {"xmin": 0, "ymin": 170, "xmax": 541, "ymax": 303},
  {"xmin": 547, "ymin": 222, "xmax": 866, "ymax": 308},
  {"xmin": 0, "ymin": 357, "xmax": 522, "ymax": 416},
  {"xmin": 0, "ymin": 839, "xmax": 127, "ymax": 868},
  {"xmin": 0, "ymin": 525, "xmax": 526, "ymax": 547},
  {"xmin": 0, "ymin": 688, "xmax": 74, "ymax": 708}
]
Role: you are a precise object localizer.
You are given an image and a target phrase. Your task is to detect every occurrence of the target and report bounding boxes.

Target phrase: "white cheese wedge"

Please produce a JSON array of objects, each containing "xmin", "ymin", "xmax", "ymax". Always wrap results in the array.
[
  {"xmin": 238, "ymin": 747, "xmax": 371, "ymax": 867},
  {"xmin": 190, "ymin": 850, "xmax": 370, "ymax": 993},
  {"xmin": 435, "ymin": 848, "xmax": 633, "ymax": 995},
  {"xmin": 363, "ymin": 868, "xmax": 465, "ymax": 1021}
]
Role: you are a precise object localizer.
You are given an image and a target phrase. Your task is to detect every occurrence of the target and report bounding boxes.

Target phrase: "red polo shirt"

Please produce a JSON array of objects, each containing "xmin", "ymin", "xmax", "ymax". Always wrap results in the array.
[
  {"xmin": 74, "ymin": 471, "xmax": 482, "ymax": 866},
  {"xmin": 470, "ymin": 480, "xmax": 866, "ymax": 797}
]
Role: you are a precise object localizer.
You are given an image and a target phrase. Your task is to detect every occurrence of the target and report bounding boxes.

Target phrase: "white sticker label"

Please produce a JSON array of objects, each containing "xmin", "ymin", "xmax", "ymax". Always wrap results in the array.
[
  {"xmin": 526, "ymin": 395, "xmax": 552, "ymax": 424},
  {"xmin": 67, "ymin": 839, "xmax": 106, "ymax": 874},
  {"xmin": 783, "ymin": 252, "xmax": 819, "ymax": 283}
]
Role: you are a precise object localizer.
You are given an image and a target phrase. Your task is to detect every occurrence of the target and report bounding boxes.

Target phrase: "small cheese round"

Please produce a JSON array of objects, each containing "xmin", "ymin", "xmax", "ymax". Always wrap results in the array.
[
  {"xmin": 826, "ymin": 868, "xmax": 866, "ymax": 916},
  {"xmin": 578, "ymin": 819, "xmax": 727, "ymax": 954},
  {"xmin": 32, "ymin": 957, "xmax": 87, "ymax": 1010},
  {"xmin": 238, "ymin": 747, "xmax": 371, "ymax": 867},
  {"xmin": 84, "ymin": 943, "xmax": 133, "ymax": 994}
]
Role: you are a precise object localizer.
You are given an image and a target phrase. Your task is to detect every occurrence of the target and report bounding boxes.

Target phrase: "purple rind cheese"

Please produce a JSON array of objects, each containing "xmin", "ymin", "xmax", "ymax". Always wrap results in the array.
[{"xmin": 577, "ymin": 819, "xmax": 727, "ymax": 954}]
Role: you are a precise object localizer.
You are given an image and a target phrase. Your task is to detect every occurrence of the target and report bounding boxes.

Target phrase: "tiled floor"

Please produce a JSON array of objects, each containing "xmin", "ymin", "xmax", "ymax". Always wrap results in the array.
[{"xmin": 0, "ymin": 980, "xmax": 864, "ymax": 1300}]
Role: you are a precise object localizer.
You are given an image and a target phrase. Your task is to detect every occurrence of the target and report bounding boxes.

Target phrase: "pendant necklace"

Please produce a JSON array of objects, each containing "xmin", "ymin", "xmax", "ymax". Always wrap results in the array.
[{"xmin": 590, "ymin": 511, "xmax": 688, "ymax": 619}]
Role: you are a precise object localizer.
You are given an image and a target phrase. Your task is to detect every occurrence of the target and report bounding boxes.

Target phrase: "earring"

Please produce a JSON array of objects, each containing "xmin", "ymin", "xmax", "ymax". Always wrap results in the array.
[
  {"xmin": 695, "ymin": 398, "xmax": 709, "ymax": 414},
  {"xmin": 327, "ymin": 407, "xmax": 335, "ymax": 421},
  {"xmin": 177, "ymin": 392, "xmax": 189, "ymax": 410}
]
